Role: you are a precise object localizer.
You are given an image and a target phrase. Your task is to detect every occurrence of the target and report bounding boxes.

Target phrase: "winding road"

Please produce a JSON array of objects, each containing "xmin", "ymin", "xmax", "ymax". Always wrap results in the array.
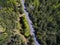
[{"xmin": 21, "ymin": 0, "xmax": 40, "ymax": 45}]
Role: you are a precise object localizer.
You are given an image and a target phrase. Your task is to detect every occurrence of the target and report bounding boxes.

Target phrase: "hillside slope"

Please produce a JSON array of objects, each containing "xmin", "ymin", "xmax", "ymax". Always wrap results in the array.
[{"xmin": 0, "ymin": 0, "xmax": 34, "ymax": 45}]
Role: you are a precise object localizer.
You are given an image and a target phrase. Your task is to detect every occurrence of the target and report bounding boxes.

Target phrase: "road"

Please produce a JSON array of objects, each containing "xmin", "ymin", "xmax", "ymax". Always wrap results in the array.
[{"xmin": 21, "ymin": 0, "xmax": 40, "ymax": 45}]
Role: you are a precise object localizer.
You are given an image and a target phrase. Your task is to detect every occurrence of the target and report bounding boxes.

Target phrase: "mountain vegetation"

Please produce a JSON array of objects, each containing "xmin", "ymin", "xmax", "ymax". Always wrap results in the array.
[
  {"xmin": 25, "ymin": 0, "xmax": 60, "ymax": 45},
  {"xmin": 0, "ymin": 0, "xmax": 60, "ymax": 45},
  {"xmin": 0, "ymin": 0, "xmax": 34, "ymax": 45}
]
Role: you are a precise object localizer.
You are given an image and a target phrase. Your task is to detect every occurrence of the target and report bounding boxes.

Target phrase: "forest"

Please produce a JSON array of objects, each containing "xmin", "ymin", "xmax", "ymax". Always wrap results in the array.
[
  {"xmin": 0, "ymin": 0, "xmax": 60, "ymax": 45},
  {"xmin": 25, "ymin": 0, "xmax": 60, "ymax": 45},
  {"xmin": 0, "ymin": 0, "xmax": 34, "ymax": 45}
]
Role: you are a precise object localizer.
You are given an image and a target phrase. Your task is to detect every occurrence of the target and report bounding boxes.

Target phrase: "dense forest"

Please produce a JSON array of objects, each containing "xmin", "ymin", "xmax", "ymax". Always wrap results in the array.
[
  {"xmin": 25, "ymin": 0, "xmax": 60, "ymax": 45},
  {"xmin": 0, "ymin": 0, "xmax": 60, "ymax": 45},
  {"xmin": 0, "ymin": 0, "xmax": 35, "ymax": 45}
]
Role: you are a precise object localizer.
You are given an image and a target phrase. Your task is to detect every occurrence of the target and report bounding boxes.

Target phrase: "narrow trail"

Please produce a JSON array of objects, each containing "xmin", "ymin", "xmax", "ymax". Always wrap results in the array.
[{"xmin": 13, "ymin": 29, "xmax": 28, "ymax": 44}]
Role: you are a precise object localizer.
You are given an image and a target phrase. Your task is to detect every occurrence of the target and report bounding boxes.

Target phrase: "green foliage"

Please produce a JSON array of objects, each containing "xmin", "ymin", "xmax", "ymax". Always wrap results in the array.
[
  {"xmin": 30, "ymin": 0, "xmax": 40, "ymax": 8},
  {"xmin": 0, "ymin": 0, "xmax": 16, "ymax": 7},
  {"xmin": 20, "ymin": 15, "xmax": 30, "ymax": 37},
  {"xmin": 0, "ymin": 25, "xmax": 5, "ymax": 32},
  {"xmin": 0, "ymin": 8, "xmax": 20, "ymax": 45},
  {"xmin": 0, "ymin": 0, "xmax": 27, "ymax": 45},
  {"xmin": 0, "ymin": 33, "xmax": 8, "ymax": 45},
  {"xmin": 0, "ymin": 0, "xmax": 37, "ymax": 45},
  {"xmin": 0, "ymin": 8, "xmax": 18, "ymax": 31},
  {"xmin": 25, "ymin": 0, "xmax": 60, "ymax": 45}
]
